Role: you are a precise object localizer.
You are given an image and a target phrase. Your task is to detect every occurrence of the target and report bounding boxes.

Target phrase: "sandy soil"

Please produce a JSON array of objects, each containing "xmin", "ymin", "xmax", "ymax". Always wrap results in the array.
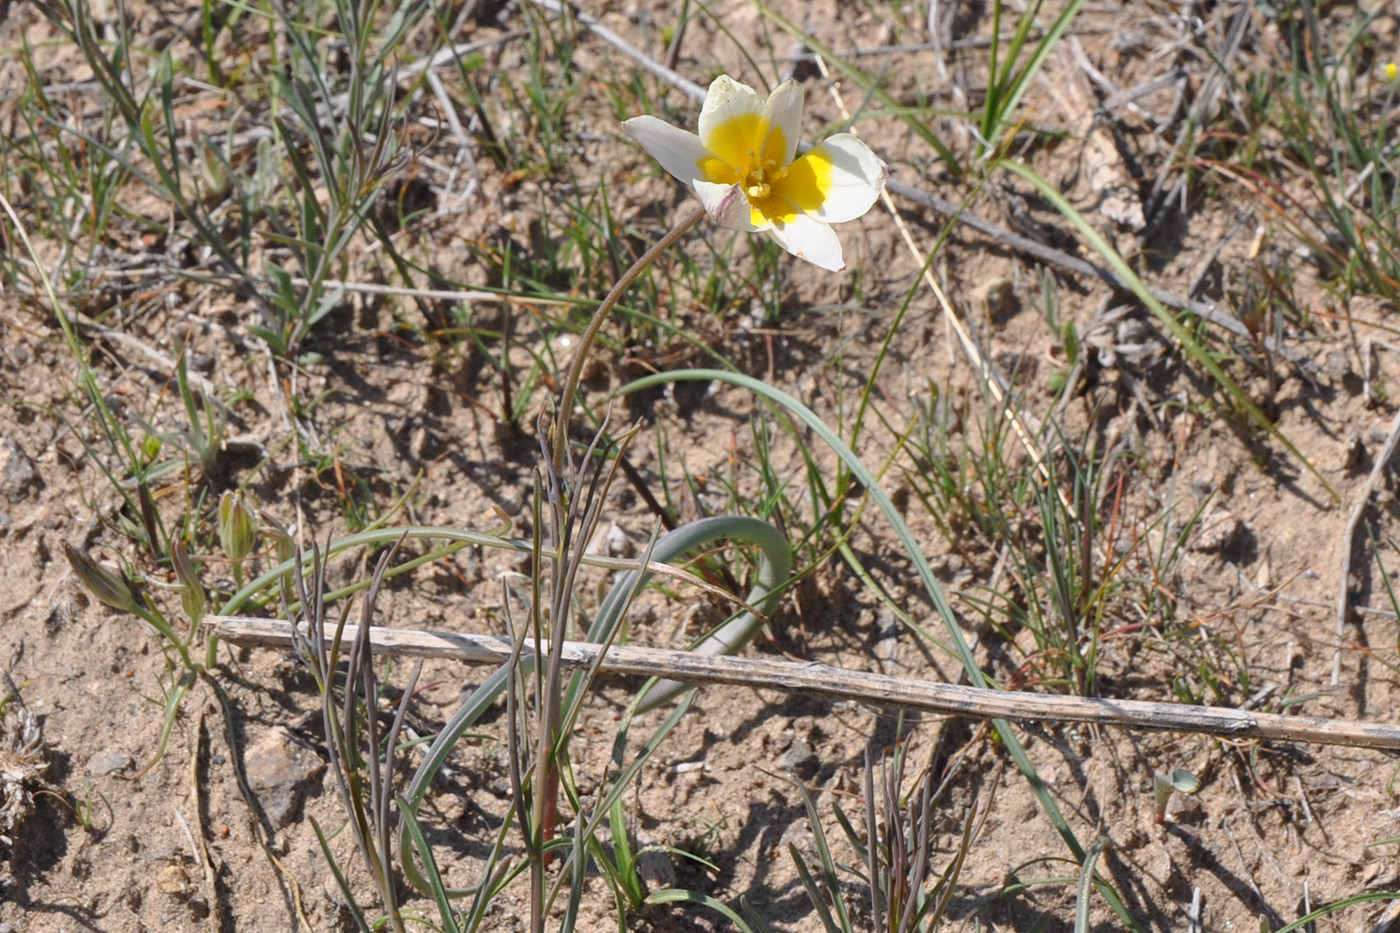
[{"xmin": 3, "ymin": 0, "xmax": 1400, "ymax": 931}]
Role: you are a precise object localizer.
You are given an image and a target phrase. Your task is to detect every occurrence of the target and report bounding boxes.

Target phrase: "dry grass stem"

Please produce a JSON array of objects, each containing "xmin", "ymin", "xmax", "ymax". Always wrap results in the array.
[
  {"xmin": 212, "ymin": 616, "xmax": 1400, "ymax": 753},
  {"xmin": 812, "ymin": 54, "xmax": 1069, "ymax": 512}
]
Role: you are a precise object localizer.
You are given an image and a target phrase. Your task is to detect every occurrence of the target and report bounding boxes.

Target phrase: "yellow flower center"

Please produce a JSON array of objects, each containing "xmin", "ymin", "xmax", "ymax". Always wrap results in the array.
[
  {"xmin": 744, "ymin": 160, "xmax": 788, "ymax": 201},
  {"xmin": 699, "ymin": 113, "xmax": 787, "ymax": 189},
  {"xmin": 697, "ymin": 111, "xmax": 836, "ymax": 226}
]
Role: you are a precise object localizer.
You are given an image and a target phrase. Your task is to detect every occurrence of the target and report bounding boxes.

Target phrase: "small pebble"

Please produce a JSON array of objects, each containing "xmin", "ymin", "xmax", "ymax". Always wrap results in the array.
[
  {"xmin": 0, "ymin": 437, "xmax": 41, "ymax": 503},
  {"xmin": 635, "ymin": 841, "xmax": 675, "ymax": 891},
  {"xmin": 777, "ymin": 739, "xmax": 818, "ymax": 778},
  {"xmin": 1191, "ymin": 506, "xmax": 1243, "ymax": 553},
  {"xmin": 244, "ymin": 726, "xmax": 325, "ymax": 828},
  {"xmin": 88, "ymin": 749, "xmax": 133, "ymax": 776}
]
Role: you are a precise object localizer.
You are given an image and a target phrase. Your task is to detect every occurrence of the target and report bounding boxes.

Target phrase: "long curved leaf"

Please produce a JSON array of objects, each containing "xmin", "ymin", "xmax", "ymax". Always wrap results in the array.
[{"xmin": 617, "ymin": 369, "xmax": 1146, "ymax": 932}]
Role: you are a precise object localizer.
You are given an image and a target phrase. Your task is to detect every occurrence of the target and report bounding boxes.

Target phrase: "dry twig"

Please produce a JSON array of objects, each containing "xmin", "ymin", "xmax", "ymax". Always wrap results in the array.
[{"xmin": 213, "ymin": 616, "xmax": 1400, "ymax": 753}]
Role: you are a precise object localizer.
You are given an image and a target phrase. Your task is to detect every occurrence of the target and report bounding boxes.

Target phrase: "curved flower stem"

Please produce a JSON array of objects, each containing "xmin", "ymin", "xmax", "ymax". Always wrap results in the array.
[{"xmin": 552, "ymin": 204, "xmax": 707, "ymax": 471}]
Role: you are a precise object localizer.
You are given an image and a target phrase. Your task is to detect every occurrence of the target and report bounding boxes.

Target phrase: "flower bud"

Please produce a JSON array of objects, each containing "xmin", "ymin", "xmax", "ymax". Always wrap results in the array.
[
  {"xmin": 171, "ymin": 540, "xmax": 206, "ymax": 624},
  {"xmin": 140, "ymin": 434, "xmax": 162, "ymax": 467},
  {"xmin": 63, "ymin": 542, "xmax": 138, "ymax": 613},
  {"xmin": 259, "ymin": 509, "xmax": 295, "ymax": 565},
  {"xmin": 218, "ymin": 491, "xmax": 255, "ymax": 562}
]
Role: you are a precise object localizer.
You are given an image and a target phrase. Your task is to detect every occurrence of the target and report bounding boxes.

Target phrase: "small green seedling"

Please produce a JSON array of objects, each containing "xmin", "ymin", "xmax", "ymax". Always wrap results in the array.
[{"xmin": 1153, "ymin": 769, "xmax": 1202, "ymax": 825}]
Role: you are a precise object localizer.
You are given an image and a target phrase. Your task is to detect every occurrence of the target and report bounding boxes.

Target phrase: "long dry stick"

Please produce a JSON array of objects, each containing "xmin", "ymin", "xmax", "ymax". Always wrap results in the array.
[{"xmin": 212, "ymin": 616, "xmax": 1400, "ymax": 753}]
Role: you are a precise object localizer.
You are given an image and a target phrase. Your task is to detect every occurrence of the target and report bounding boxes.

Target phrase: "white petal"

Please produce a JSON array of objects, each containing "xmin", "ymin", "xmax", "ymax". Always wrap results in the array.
[
  {"xmin": 695, "ymin": 180, "xmax": 761, "ymax": 231},
  {"xmin": 763, "ymin": 81, "xmax": 805, "ymax": 166},
  {"xmin": 765, "ymin": 214, "xmax": 844, "ymax": 270},
  {"xmin": 623, "ymin": 116, "xmax": 710, "ymax": 187},
  {"xmin": 785, "ymin": 134, "xmax": 886, "ymax": 224},
  {"xmin": 698, "ymin": 75, "xmax": 766, "ymax": 155}
]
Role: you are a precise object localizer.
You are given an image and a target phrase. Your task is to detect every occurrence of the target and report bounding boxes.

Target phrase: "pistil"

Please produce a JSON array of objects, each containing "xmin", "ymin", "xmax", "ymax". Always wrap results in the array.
[{"xmin": 745, "ymin": 158, "xmax": 787, "ymax": 201}]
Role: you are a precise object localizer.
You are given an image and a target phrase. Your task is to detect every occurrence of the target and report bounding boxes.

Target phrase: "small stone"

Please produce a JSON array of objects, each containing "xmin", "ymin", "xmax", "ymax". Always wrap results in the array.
[
  {"xmin": 974, "ymin": 276, "xmax": 1017, "ymax": 323},
  {"xmin": 1366, "ymin": 864, "xmax": 1398, "ymax": 891},
  {"xmin": 604, "ymin": 523, "xmax": 632, "ymax": 558},
  {"xmin": 939, "ymin": 554, "xmax": 973, "ymax": 584},
  {"xmin": 87, "ymin": 749, "xmax": 133, "ymax": 776},
  {"xmin": 244, "ymin": 726, "xmax": 325, "ymax": 828},
  {"xmin": 779, "ymin": 819, "xmax": 815, "ymax": 855},
  {"xmin": 777, "ymin": 739, "xmax": 818, "ymax": 778},
  {"xmin": 156, "ymin": 863, "xmax": 194, "ymax": 898},
  {"xmin": 1191, "ymin": 506, "xmax": 1243, "ymax": 553},
  {"xmin": 589, "ymin": 521, "xmax": 633, "ymax": 558},
  {"xmin": 436, "ymin": 793, "xmax": 467, "ymax": 823},
  {"xmin": 635, "ymin": 845, "xmax": 675, "ymax": 892},
  {"xmin": 1323, "ymin": 349, "xmax": 1352, "ymax": 378},
  {"xmin": 0, "ymin": 438, "xmax": 40, "ymax": 503},
  {"xmin": 1343, "ymin": 432, "xmax": 1367, "ymax": 473}
]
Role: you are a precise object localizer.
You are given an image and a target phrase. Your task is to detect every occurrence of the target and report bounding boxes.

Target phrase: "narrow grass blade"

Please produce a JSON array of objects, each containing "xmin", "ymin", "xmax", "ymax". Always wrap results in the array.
[
  {"xmin": 982, "ymin": 0, "xmax": 1084, "ymax": 156},
  {"xmin": 751, "ymin": 0, "xmax": 960, "ymax": 179},
  {"xmin": 787, "ymin": 847, "xmax": 845, "ymax": 933},
  {"xmin": 310, "ymin": 817, "xmax": 374, "ymax": 933},
  {"xmin": 788, "ymin": 776, "xmax": 853, "ymax": 931},
  {"xmin": 399, "ymin": 797, "xmax": 464, "ymax": 933},
  {"xmin": 573, "ymin": 693, "xmax": 695, "ymax": 859},
  {"xmin": 645, "ymin": 888, "xmax": 758, "ymax": 933},
  {"xmin": 1072, "ymin": 836, "xmax": 1108, "ymax": 933},
  {"xmin": 1270, "ymin": 891, "xmax": 1400, "ymax": 933},
  {"xmin": 132, "ymin": 669, "xmax": 196, "ymax": 779}
]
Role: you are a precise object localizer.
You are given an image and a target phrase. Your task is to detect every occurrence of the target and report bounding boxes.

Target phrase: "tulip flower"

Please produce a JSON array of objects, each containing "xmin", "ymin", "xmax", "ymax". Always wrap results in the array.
[{"xmin": 624, "ymin": 75, "xmax": 885, "ymax": 271}]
